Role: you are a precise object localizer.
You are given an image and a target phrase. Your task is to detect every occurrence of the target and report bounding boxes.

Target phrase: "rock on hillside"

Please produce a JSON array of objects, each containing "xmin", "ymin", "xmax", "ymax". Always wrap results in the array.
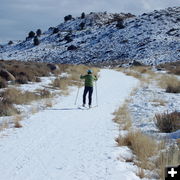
[{"xmin": 0, "ymin": 7, "xmax": 180, "ymax": 66}]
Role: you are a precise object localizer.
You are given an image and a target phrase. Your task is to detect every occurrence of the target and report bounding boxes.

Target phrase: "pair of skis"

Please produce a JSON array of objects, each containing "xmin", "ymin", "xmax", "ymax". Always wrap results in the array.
[{"xmin": 78, "ymin": 105, "xmax": 98, "ymax": 110}]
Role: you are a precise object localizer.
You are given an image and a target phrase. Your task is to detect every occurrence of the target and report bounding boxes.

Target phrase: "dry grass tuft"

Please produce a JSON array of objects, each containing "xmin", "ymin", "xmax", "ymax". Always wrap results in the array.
[
  {"xmin": 157, "ymin": 61, "xmax": 180, "ymax": 75},
  {"xmin": 13, "ymin": 115, "xmax": 23, "ymax": 128},
  {"xmin": 113, "ymin": 103, "xmax": 132, "ymax": 130},
  {"xmin": 0, "ymin": 77, "xmax": 7, "ymax": 88},
  {"xmin": 44, "ymin": 99, "xmax": 53, "ymax": 108},
  {"xmin": 116, "ymin": 131, "xmax": 157, "ymax": 169},
  {"xmin": 154, "ymin": 111, "xmax": 180, "ymax": 133},
  {"xmin": 156, "ymin": 143, "xmax": 180, "ymax": 180},
  {"xmin": 136, "ymin": 168, "xmax": 145, "ymax": 179},
  {"xmin": 0, "ymin": 121, "xmax": 9, "ymax": 131},
  {"xmin": 151, "ymin": 99, "xmax": 167, "ymax": 106},
  {"xmin": 156, "ymin": 75, "xmax": 180, "ymax": 93}
]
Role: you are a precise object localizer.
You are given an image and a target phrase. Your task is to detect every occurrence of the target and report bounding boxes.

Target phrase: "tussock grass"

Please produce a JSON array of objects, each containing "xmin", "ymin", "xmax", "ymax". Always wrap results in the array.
[
  {"xmin": 13, "ymin": 115, "xmax": 23, "ymax": 128},
  {"xmin": 116, "ymin": 131, "xmax": 157, "ymax": 170},
  {"xmin": 156, "ymin": 75, "xmax": 180, "ymax": 93},
  {"xmin": 113, "ymin": 103, "xmax": 132, "ymax": 130},
  {"xmin": 157, "ymin": 61, "xmax": 180, "ymax": 75},
  {"xmin": 156, "ymin": 143, "xmax": 180, "ymax": 180},
  {"xmin": 154, "ymin": 111, "xmax": 180, "ymax": 133},
  {"xmin": 0, "ymin": 98, "xmax": 19, "ymax": 116},
  {"xmin": 136, "ymin": 168, "xmax": 145, "ymax": 179},
  {"xmin": 0, "ymin": 121, "xmax": 9, "ymax": 131},
  {"xmin": 0, "ymin": 77, "xmax": 7, "ymax": 88},
  {"xmin": 151, "ymin": 99, "xmax": 167, "ymax": 106},
  {"xmin": 44, "ymin": 99, "xmax": 53, "ymax": 108},
  {"xmin": 0, "ymin": 88, "xmax": 52, "ymax": 117}
]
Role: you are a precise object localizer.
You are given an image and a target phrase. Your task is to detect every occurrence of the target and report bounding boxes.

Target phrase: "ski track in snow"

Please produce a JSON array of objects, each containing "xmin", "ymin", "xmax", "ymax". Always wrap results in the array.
[{"xmin": 0, "ymin": 69, "xmax": 140, "ymax": 180}]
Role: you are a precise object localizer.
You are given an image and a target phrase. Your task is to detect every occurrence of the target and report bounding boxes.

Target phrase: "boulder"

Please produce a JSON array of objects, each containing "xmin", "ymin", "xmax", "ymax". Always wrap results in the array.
[{"xmin": 0, "ymin": 69, "xmax": 15, "ymax": 81}]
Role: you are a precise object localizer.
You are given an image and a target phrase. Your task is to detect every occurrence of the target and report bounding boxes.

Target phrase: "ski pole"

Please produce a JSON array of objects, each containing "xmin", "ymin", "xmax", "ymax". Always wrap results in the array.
[
  {"xmin": 74, "ymin": 85, "xmax": 80, "ymax": 105},
  {"xmin": 95, "ymin": 81, "xmax": 98, "ymax": 106}
]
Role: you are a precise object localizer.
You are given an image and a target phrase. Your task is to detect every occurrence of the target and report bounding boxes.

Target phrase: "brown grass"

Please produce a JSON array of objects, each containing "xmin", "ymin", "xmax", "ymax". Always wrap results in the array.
[
  {"xmin": 13, "ymin": 115, "xmax": 23, "ymax": 128},
  {"xmin": 0, "ymin": 88, "xmax": 53, "ymax": 117},
  {"xmin": 0, "ymin": 98, "xmax": 19, "ymax": 116},
  {"xmin": 116, "ymin": 131, "xmax": 157, "ymax": 169},
  {"xmin": 151, "ymin": 99, "xmax": 167, "ymax": 106},
  {"xmin": 156, "ymin": 143, "xmax": 180, "ymax": 180},
  {"xmin": 113, "ymin": 103, "xmax": 132, "ymax": 130},
  {"xmin": 0, "ymin": 60, "xmax": 63, "ymax": 85},
  {"xmin": 0, "ymin": 77, "xmax": 7, "ymax": 88},
  {"xmin": 157, "ymin": 61, "xmax": 180, "ymax": 75},
  {"xmin": 154, "ymin": 111, "xmax": 180, "ymax": 133},
  {"xmin": 156, "ymin": 75, "xmax": 180, "ymax": 93},
  {"xmin": 136, "ymin": 168, "xmax": 145, "ymax": 179}
]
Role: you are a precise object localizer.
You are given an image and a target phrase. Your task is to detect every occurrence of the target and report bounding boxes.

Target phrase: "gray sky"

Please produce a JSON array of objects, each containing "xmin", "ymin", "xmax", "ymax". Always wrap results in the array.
[{"xmin": 0, "ymin": 0, "xmax": 179, "ymax": 43}]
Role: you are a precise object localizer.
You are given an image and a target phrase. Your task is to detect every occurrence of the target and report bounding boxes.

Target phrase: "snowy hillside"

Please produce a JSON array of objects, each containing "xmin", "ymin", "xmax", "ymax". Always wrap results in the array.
[{"xmin": 0, "ymin": 7, "xmax": 180, "ymax": 65}]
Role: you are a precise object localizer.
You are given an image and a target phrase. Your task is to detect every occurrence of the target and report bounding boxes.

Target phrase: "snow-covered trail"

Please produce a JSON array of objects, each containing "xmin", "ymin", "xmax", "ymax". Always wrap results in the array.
[{"xmin": 0, "ymin": 69, "xmax": 140, "ymax": 180}]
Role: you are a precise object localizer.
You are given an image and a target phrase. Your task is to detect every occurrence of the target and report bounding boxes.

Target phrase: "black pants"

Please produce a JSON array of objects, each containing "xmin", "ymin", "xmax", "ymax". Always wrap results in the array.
[{"xmin": 83, "ymin": 86, "xmax": 93, "ymax": 105}]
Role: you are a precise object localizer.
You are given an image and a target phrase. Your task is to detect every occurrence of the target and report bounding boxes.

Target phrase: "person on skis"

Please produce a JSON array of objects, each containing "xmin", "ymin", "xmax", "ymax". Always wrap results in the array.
[{"xmin": 80, "ymin": 69, "xmax": 97, "ymax": 108}]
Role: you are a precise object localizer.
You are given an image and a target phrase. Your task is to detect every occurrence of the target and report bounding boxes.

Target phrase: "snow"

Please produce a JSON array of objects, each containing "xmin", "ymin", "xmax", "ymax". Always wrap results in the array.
[
  {"xmin": 1, "ymin": 7, "xmax": 179, "ymax": 65},
  {"xmin": 0, "ymin": 69, "xmax": 142, "ymax": 180}
]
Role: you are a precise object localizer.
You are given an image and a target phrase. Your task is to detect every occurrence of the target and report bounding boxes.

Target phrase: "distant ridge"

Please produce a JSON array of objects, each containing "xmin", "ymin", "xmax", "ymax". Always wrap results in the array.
[{"xmin": 0, "ymin": 7, "xmax": 180, "ymax": 66}]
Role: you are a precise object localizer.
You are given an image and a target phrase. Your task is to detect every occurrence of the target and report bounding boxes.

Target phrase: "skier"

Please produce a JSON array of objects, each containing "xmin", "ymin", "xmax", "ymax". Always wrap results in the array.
[{"xmin": 80, "ymin": 69, "xmax": 97, "ymax": 108}]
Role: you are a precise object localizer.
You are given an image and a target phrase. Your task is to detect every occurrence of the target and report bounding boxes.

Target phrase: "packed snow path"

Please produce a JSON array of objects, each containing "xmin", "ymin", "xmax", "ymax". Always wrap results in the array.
[{"xmin": 0, "ymin": 69, "xmax": 140, "ymax": 180}]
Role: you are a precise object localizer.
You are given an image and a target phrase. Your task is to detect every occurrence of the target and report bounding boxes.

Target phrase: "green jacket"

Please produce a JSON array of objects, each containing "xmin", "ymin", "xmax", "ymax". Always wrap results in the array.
[{"xmin": 80, "ymin": 74, "xmax": 97, "ymax": 87}]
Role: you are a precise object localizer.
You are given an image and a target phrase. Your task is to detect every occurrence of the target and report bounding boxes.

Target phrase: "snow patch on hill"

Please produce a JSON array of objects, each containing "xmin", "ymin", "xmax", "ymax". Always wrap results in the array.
[{"xmin": 0, "ymin": 7, "xmax": 180, "ymax": 65}]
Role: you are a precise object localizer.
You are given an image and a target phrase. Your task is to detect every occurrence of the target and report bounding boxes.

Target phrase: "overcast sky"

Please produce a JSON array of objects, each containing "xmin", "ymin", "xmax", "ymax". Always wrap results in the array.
[{"xmin": 0, "ymin": 0, "xmax": 179, "ymax": 43}]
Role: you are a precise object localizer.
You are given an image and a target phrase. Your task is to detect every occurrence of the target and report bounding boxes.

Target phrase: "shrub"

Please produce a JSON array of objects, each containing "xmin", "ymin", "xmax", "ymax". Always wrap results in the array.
[
  {"xmin": 36, "ymin": 29, "xmax": 42, "ymax": 36},
  {"xmin": 0, "ymin": 98, "xmax": 19, "ymax": 116},
  {"xmin": 28, "ymin": 31, "xmax": 35, "ymax": 38},
  {"xmin": 64, "ymin": 15, "xmax": 72, "ymax": 22},
  {"xmin": 116, "ymin": 20, "xmax": 125, "ymax": 29},
  {"xmin": 33, "ymin": 36, "xmax": 40, "ymax": 46},
  {"xmin": 116, "ymin": 131, "xmax": 157, "ymax": 169},
  {"xmin": 157, "ymin": 74, "xmax": 180, "ymax": 91},
  {"xmin": 8, "ymin": 41, "xmax": 13, "ymax": 45},
  {"xmin": 67, "ymin": 45, "xmax": 77, "ymax": 51},
  {"xmin": 166, "ymin": 85, "xmax": 180, "ymax": 93},
  {"xmin": 16, "ymin": 75, "xmax": 28, "ymax": 84},
  {"xmin": 64, "ymin": 34, "xmax": 73, "ymax": 43},
  {"xmin": 38, "ymin": 89, "xmax": 51, "ymax": 98},
  {"xmin": 155, "ymin": 111, "xmax": 180, "ymax": 133},
  {"xmin": 53, "ymin": 28, "xmax": 59, "ymax": 34},
  {"xmin": 79, "ymin": 22, "xmax": 85, "ymax": 30},
  {"xmin": 81, "ymin": 12, "xmax": 85, "ymax": 19}
]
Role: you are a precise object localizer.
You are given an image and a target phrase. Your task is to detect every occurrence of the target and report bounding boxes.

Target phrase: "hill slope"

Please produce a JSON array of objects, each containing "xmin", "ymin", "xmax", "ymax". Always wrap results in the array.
[{"xmin": 1, "ymin": 7, "xmax": 180, "ymax": 65}]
